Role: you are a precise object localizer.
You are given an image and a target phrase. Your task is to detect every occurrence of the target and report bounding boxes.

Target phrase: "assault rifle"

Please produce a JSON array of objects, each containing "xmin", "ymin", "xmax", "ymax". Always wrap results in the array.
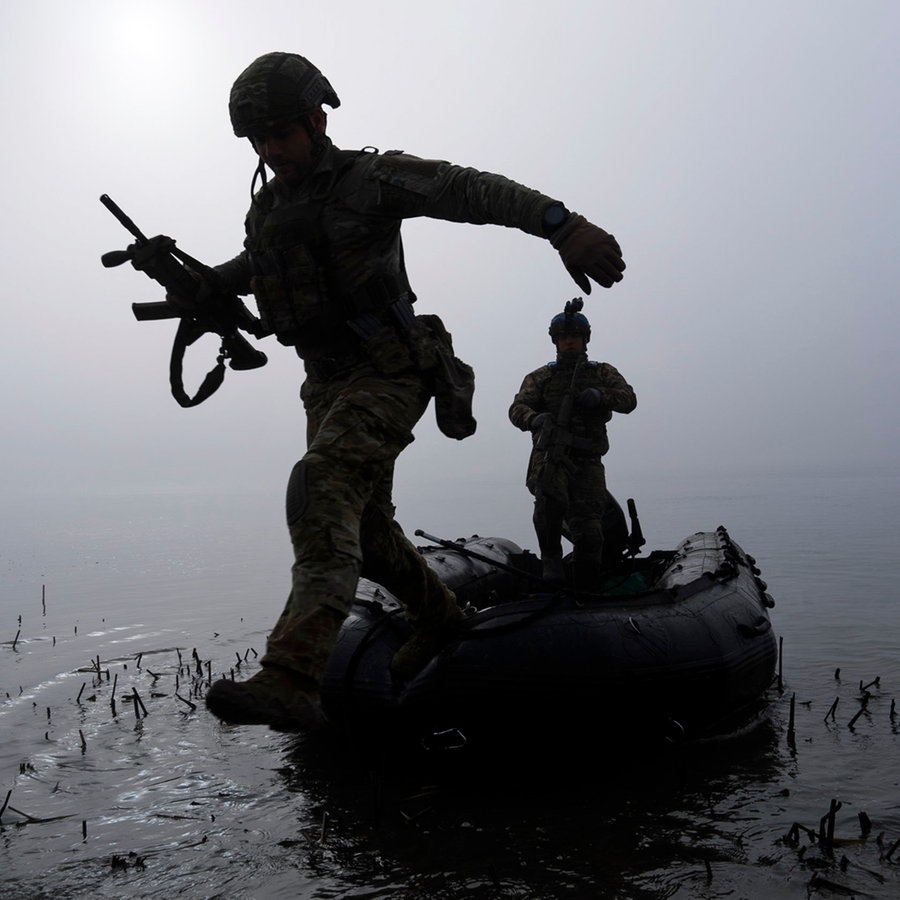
[
  {"xmin": 99, "ymin": 194, "xmax": 267, "ymax": 407},
  {"xmin": 534, "ymin": 357, "xmax": 583, "ymax": 503},
  {"xmin": 534, "ymin": 297, "xmax": 598, "ymax": 501}
]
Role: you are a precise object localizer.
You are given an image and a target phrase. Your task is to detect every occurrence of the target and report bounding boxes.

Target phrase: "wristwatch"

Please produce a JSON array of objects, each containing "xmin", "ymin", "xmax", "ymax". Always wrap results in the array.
[{"xmin": 541, "ymin": 202, "xmax": 570, "ymax": 237}]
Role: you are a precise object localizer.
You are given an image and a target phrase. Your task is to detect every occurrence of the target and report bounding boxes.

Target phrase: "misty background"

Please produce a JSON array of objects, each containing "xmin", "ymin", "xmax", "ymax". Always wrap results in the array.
[{"xmin": 2, "ymin": 1, "xmax": 898, "ymax": 562}]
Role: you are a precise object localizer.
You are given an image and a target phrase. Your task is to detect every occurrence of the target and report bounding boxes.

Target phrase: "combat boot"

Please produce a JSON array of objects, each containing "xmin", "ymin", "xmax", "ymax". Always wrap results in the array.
[
  {"xmin": 205, "ymin": 665, "xmax": 323, "ymax": 730},
  {"xmin": 390, "ymin": 602, "xmax": 463, "ymax": 681},
  {"xmin": 573, "ymin": 552, "xmax": 604, "ymax": 594},
  {"xmin": 541, "ymin": 556, "xmax": 566, "ymax": 583}
]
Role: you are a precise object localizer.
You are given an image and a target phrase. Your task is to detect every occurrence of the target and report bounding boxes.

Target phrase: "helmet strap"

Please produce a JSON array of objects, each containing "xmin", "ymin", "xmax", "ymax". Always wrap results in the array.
[
  {"xmin": 245, "ymin": 112, "xmax": 325, "ymax": 204},
  {"xmin": 250, "ymin": 157, "xmax": 268, "ymax": 206},
  {"xmin": 302, "ymin": 110, "xmax": 329, "ymax": 156}
]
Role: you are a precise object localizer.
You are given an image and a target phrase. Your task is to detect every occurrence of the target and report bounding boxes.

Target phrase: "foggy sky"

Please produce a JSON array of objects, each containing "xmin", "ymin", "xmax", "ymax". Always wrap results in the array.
[{"xmin": 2, "ymin": 0, "xmax": 898, "ymax": 549}]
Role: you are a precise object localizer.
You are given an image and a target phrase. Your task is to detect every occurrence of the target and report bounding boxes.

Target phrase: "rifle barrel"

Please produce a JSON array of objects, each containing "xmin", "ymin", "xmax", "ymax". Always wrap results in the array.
[
  {"xmin": 414, "ymin": 529, "xmax": 545, "ymax": 586},
  {"xmin": 100, "ymin": 194, "xmax": 148, "ymax": 243}
]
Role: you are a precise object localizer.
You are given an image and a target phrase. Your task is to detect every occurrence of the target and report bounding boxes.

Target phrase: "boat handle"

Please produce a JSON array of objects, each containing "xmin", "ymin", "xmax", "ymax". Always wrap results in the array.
[{"xmin": 738, "ymin": 616, "xmax": 772, "ymax": 638}]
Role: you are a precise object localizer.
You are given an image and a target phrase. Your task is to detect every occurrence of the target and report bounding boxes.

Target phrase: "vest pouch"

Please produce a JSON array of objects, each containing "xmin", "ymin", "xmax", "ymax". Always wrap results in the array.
[
  {"xmin": 251, "ymin": 243, "xmax": 329, "ymax": 345},
  {"xmin": 416, "ymin": 314, "xmax": 477, "ymax": 440},
  {"xmin": 250, "ymin": 274, "xmax": 297, "ymax": 344}
]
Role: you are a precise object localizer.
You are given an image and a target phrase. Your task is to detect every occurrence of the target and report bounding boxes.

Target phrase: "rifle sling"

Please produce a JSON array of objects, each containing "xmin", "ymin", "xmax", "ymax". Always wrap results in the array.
[{"xmin": 168, "ymin": 318, "xmax": 226, "ymax": 408}]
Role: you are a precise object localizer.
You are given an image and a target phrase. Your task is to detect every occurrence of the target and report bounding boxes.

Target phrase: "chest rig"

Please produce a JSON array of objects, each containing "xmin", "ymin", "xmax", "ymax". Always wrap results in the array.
[
  {"xmin": 543, "ymin": 360, "xmax": 596, "ymax": 417},
  {"xmin": 246, "ymin": 149, "xmax": 414, "ymax": 359},
  {"xmin": 542, "ymin": 359, "xmax": 609, "ymax": 454}
]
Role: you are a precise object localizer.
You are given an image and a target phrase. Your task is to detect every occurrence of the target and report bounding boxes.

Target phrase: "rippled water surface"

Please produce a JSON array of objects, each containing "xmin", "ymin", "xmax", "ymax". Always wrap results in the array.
[{"xmin": 2, "ymin": 469, "xmax": 899, "ymax": 898}]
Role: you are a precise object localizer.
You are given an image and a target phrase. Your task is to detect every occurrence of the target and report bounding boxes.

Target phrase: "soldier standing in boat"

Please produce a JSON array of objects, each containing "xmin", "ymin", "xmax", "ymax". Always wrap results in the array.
[
  {"xmin": 509, "ymin": 299, "xmax": 636, "ymax": 590},
  {"xmin": 180, "ymin": 51, "xmax": 627, "ymax": 729}
]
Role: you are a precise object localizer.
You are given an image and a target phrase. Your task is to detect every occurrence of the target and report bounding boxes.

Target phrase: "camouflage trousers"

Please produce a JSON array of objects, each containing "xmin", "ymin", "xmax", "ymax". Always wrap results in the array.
[
  {"xmin": 262, "ymin": 367, "xmax": 457, "ymax": 679},
  {"xmin": 528, "ymin": 452, "xmax": 607, "ymax": 580}
]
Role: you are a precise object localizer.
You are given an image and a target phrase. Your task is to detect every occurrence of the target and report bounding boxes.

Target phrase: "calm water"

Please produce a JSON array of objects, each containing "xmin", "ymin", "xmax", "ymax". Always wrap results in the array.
[{"xmin": 2, "ymin": 467, "xmax": 899, "ymax": 899}]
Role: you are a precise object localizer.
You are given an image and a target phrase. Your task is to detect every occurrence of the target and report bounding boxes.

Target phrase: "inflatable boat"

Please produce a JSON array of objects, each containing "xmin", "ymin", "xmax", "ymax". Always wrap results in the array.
[{"xmin": 321, "ymin": 501, "xmax": 778, "ymax": 755}]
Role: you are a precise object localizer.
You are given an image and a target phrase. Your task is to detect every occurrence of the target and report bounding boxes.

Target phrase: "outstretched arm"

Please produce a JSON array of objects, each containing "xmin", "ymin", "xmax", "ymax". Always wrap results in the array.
[{"xmin": 363, "ymin": 153, "xmax": 626, "ymax": 292}]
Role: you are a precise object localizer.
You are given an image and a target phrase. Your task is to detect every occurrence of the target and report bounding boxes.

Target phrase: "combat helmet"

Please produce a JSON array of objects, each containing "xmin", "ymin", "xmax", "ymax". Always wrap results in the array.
[
  {"xmin": 549, "ymin": 298, "xmax": 590, "ymax": 344},
  {"xmin": 229, "ymin": 52, "xmax": 341, "ymax": 137}
]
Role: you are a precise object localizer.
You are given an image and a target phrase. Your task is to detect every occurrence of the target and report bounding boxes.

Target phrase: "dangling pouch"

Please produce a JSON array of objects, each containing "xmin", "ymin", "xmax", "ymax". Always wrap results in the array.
[{"xmin": 415, "ymin": 314, "xmax": 477, "ymax": 440}]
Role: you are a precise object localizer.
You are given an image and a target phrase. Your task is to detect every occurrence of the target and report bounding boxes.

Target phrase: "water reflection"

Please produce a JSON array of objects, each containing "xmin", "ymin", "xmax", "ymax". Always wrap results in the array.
[
  {"xmin": 4, "ymin": 475, "xmax": 900, "ymax": 898},
  {"xmin": 3, "ymin": 654, "xmax": 899, "ymax": 898},
  {"xmin": 257, "ymin": 717, "xmax": 791, "ymax": 899}
]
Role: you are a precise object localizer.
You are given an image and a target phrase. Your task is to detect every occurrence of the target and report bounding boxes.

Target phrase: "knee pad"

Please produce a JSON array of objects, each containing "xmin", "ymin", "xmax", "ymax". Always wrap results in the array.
[{"xmin": 285, "ymin": 460, "xmax": 309, "ymax": 527}]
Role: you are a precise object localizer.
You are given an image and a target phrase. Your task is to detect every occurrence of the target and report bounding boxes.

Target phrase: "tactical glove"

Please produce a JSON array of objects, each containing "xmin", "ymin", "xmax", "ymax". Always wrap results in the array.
[
  {"xmin": 529, "ymin": 412, "xmax": 554, "ymax": 432},
  {"xmin": 550, "ymin": 214, "xmax": 625, "ymax": 293},
  {"xmin": 577, "ymin": 388, "xmax": 606, "ymax": 408},
  {"xmin": 129, "ymin": 235, "xmax": 178, "ymax": 277}
]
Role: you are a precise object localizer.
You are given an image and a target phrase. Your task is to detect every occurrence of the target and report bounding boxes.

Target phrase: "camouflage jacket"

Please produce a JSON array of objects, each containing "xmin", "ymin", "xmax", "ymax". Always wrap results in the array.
[
  {"xmin": 216, "ymin": 138, "xmax": 561, "ymax": 360},
  {"xmin": 509, "ymin": 353, "xmax": 636, "ymax": 458}
]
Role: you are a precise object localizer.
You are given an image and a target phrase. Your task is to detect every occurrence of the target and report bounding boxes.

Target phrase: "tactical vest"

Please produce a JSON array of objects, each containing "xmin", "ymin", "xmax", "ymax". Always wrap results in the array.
[
  {"xmin": 543, "ymin": 359, "xmax": 610, "ymax": 455},
  {"xmin": 244, "ymin": 147, "xmax": 477, "ymax": 439},
  {"xmin": 246, "ymin": 149, "xmax": 414, "ymax": 360}
]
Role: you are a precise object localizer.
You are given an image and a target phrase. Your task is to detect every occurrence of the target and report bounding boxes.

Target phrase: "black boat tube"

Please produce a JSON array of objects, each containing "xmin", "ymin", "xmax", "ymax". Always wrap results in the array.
[{"xmin": 414, "ymin": 529, "xmax": 547, "ymax": 589}]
